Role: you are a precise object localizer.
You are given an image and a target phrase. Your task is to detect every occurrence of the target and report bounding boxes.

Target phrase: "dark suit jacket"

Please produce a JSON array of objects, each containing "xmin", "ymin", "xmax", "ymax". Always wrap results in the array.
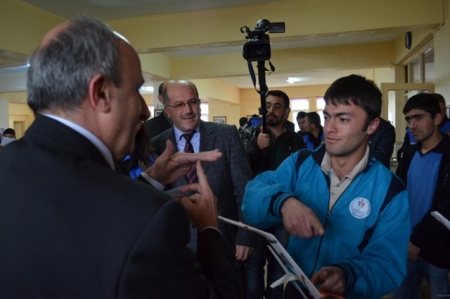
[
  {"xmin": 0, "ymin": 115, "xmax": 240, "ymax": 299},
  {"xmin": 144, "ymin": 111, "xmax": 172, "ymax": 139},
  {"xmin": 150, "ymin": 121, "xmax": 255, "ymax": 250}
]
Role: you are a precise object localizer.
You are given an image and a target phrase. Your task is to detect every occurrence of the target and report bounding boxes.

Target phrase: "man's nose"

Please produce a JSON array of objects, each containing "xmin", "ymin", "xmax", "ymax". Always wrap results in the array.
[{"xmin": 139, "ymin": 95, "xmax": 150, "ymax": 121}]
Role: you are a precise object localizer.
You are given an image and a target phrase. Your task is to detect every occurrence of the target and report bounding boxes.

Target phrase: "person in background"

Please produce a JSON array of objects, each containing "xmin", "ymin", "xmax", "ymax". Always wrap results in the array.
[
  {"xmin": 0, "ymin": 128, "xmax": 16, "ymax": 151},
  {"xmin": 242, "ymin": 74, "xmax": 410, "ymax": 299},
  {"xmin": 0, "ymin": 16, "xmax": 241, "ymax": 299},
  {"xmin": 143, "ymin": 80, "xmax": 173, "ymax": 140},
  {"xmin": 119, "ymin": 125, "xmax": 157, "ymax": 179},
  {"xmin": 238, "ymin": 116, "xmax": 249, "ymax": 135},
  {"xmin": 150, "ymin": 80, "xmax": 255, "ymax": 296},
  {"xmin": 241, "ymin": 90, "xmax": 305, "ymax": 299},
  {"xmin": 397, "ymin": 93, "xmax": 450, "ymax": 163},
  {"xmin": 296, "ymin": 111, "xmax": 306, "ymax": 136},
  {"xmin": 302, "ymin": 112, "xmax": 324, "ymax": 150},
  {"xmin": 392, "ymin": 93, "xmax": 450, "ymax": 299},
  {"xmin": 368, "ymin": 117, "xmax": 395, "ymax": 168}
]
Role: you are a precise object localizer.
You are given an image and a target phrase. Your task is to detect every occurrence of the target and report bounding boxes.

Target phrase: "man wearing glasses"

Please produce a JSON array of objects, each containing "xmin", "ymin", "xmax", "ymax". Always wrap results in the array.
[{"xmin": 150, "ymin": 80, "xmax": 255, "ymax": 296}]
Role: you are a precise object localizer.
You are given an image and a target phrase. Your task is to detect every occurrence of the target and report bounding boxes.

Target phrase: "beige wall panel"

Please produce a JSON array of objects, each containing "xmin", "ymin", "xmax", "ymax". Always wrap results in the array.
[
  {"xmin": 0, "ymin": 0, "xmax": 65, "ymax": 54},
  {"xmin": 109, "ymin": 0, "xmax": 442, "ymax": 52},
  {"xmin": 171, "ymin": 42, "xmax": 395, "ymax": 79}
]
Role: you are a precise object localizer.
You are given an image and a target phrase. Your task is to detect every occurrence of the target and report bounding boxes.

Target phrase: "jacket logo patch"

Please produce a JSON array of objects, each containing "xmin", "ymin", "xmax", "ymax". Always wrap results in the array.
[{"xmin": 349, "ymin": 197, "xmax": 371, "ymax": 219}]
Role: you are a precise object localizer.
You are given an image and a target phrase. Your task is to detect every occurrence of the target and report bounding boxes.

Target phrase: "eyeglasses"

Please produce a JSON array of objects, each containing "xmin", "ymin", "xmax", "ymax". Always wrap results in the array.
[{"xmin": 165, "ymin": 98, "xmax": 200, "ymax": 110}]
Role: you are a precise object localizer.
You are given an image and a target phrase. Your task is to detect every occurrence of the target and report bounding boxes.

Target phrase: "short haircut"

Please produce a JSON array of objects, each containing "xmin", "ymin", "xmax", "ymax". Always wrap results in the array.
[
  {"xmin": 403, "ymin": 93, "xmax": 441, "ymax": 118},
  {"xmin": 306, "ymin": 112, "xmax": 322, "ymax": 128},
  {"xmin": 430, "ymin": 93, "xmax": 446, "ymax": 107},
  {"xmin": 324, "ymin": 74, "xmax": 381, "ymax": 128},
  {"xmin": 267, "ymin": 90, "xmax": 290, "ymax": 109},
  {"xmin": 163, "ymin": 80, "xmax": 199, "ymax": 104},
  {"xmin": 239, "ymin": 117, "xmax": 248, "ymax": 127},
  {"xmin": 3, "ymin": 128, "xmax": 15, "ymax": 137},
  {"xmin": 158, "ymin": 82, "xmax": 164, "ymax": 96},
  {"xmin": 296, "ymin": 111, "xmax": 306, "ymax": 120},
  {"xmin": 27, "ymin": 17, "xmax": 122, "ymax": 114}
]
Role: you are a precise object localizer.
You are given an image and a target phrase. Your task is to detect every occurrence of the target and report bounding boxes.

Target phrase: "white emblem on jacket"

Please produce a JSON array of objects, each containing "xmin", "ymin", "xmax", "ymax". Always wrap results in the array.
[{"xmin": 349, "ymin": 197, "xmax": 371, "ymax": 219}]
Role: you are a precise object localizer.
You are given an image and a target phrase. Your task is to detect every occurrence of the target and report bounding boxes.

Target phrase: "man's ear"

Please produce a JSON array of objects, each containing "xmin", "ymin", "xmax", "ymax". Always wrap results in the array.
[
  {"xmin": 366, "ymin": 117, "xmax": 380, "ymax": 135},
  {"xmin": 434, "ymin": 112, "xmax": 443, "ymax": 126},
  {"xmin": 87, "ymin": 74, "xmax": 112, "ymax": 113}
]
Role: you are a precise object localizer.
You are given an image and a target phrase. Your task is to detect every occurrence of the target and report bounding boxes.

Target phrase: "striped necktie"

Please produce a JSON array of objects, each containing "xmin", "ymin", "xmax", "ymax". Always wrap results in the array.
[{"xmin": 181, "ymin": 130, "xmax": 197, "ymax": 183}]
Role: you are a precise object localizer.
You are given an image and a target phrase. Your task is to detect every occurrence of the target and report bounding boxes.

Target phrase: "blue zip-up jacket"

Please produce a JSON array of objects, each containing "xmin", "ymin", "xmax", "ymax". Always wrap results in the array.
[{"xmin": 242, "ymin": 146, "xmax": 410, "ymax": 299}]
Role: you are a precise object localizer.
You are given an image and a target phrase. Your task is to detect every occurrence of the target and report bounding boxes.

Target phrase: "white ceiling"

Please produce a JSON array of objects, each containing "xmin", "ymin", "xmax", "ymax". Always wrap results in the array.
[{"xmin": 1, "ymin": 0, "xmax": 401, "ymax": 92}]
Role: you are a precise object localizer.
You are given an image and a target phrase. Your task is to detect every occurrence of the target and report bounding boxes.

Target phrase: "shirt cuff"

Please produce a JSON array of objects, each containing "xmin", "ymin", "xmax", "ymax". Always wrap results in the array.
[{"xmin": 140, "ymin": 172, "xmax": 165, "ymax": 191}]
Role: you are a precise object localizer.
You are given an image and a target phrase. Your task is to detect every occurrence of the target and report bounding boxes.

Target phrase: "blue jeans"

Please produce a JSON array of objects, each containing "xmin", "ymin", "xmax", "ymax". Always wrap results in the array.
[
  {"xmin": 391, "ymin": 257, "xmax": 450, "ymax": 299},
  {"xmin": 246, "ymin": 223, "xmax": 290, "ymax": 299}
]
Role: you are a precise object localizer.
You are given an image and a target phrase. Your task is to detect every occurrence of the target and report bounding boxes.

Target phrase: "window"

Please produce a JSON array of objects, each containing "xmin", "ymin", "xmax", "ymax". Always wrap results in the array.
[
  {"xmin": 316, "ymin": 97, "xmax": 325, "ymax": 126},
  {"xmin": 147, "ymin": 105, "xmax": 154, "ymax": 119},
  {"xmin": 291, "ymin": 98, "xmax": 309, "ymax": 132},
  {"xmin": 405, "ymin": 44, "xmax": 434, "ymax": 84},
  {"xmin": 200, "ymin": 102, "xmax": 209, "ymax": 122}
]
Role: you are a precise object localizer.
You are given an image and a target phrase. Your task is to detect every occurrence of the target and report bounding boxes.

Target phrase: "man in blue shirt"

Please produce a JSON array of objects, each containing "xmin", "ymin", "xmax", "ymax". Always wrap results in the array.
[{"xmin": 392, "ymin": 93, "xmax": 450, "ymax": 299}]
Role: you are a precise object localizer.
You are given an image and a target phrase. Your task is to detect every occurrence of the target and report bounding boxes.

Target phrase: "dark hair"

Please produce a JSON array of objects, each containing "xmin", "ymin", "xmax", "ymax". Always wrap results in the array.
[
  {"xmin": 430, "ymin": 93, "xmax": 446, "ymax": 107},
  {"xmin": 306, "ymin": 112, "xmax": 322, "ymax": 128},
  {"xmin": 296, "ymin": 111, "xmax": 306, "ymax": 119},
  {"xmin": 324, "ymin": 74, "xmax": 381, "ymax": 129},
  {"xmin": 3, "ymin": 128, "xmax": 15, "ymax": 137},
  {"xmin": 239, "ymin": 117, "xmax": 248, "ymax": 127},
  {"xmin": 158, "ymin": 82, "xmax": 164, "ymax": 96},
  {"xmin": 403, "ymin": 93, "xmax": 441, "ymax": 118},
  {"xmin": 267, "ymin": 90, "xmax": 290, "ymax": 108},
  {"xmin": 27, "ymin": 17, "xmax": 122, "ymax": 114}
]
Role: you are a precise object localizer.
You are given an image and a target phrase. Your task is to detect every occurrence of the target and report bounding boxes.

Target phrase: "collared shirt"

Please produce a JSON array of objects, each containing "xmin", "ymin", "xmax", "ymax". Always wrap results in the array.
[
  {"xmin": 321, "ymin": 145, "xmax": 369, "ymax": 211},
  {"xmin": 43, "ymin": 113, "xmax": 115, "ymax": 170},
  {"xmin": 174, "ymin": 125, "xmax": 200, "ymax": 153}
]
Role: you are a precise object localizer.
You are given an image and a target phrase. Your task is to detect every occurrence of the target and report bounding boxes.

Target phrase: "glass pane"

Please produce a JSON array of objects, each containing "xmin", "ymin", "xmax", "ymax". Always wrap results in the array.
[
  {"xmin": 291, "ymin": 98, "xmax": 309, "ymax": 110},
  {"xmin": 424, "ymin": 46, "xmax": 434, "ymax": 83},
  {"xmin": 410, "ymin": 58, "xmax": 421, "ymax": 83},
  {"xmin": 316, "ymin": 97, "xmax": 325, "ymax": 109}
]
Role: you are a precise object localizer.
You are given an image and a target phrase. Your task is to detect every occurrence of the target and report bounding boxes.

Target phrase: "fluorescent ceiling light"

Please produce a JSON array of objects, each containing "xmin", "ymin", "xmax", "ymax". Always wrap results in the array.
[{"xmin": 286, "ymin": 77, "xmax": 304, "ymax": 84}]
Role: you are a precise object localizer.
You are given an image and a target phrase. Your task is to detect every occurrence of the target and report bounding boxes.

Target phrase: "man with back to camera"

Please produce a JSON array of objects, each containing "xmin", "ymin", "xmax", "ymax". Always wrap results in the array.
[
  {"xmin": 302, "ymin": 111, "xmax": 324, "ymax": 150},
  {"xmin": 240, "ymin": 90, "xmax": 305, "ymax": 299},
  {"xmin": 367, "ymin": 117, "xmax": 396, "ymax": 168},
  {"xmin": 241, "ymin": 74, "xmax": 410, "ymax": 299},
  {"xmin": 149, "ymin": 80, "xmax": 255, "ymax": 295},
  {"xmin": 0, "ymin": 17, "xmax": 242, "ymax": 299},
  {"xmin": 391, "ymin": 93, "xmax": 450, "ymax": 299},
  {"xmin": 143, "ymin": 80, "xmax": 174, "ymax": 140}
]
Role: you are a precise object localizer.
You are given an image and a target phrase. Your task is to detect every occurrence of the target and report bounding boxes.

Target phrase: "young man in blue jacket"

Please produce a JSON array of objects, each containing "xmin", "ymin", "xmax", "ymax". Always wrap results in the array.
[
  {"xmin": 242, "ymin": 74, "xmax": 410, "ymax": 299},
  {"xmin": 392, "ymin": 93, "xmax": 450, "ymax": 299}
]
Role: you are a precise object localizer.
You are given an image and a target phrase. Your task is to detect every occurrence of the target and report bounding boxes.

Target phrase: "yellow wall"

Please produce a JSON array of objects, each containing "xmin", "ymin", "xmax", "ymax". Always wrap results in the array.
[{"xmin": 8, "ymin": 102, "xmax": 34, "ymax": 138}]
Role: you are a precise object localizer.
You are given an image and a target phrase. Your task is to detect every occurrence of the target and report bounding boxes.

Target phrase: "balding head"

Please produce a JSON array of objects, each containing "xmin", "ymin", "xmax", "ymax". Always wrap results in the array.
[{"xmin": 27, "ymin": 17, "xmax": 122, "ymax": 114}]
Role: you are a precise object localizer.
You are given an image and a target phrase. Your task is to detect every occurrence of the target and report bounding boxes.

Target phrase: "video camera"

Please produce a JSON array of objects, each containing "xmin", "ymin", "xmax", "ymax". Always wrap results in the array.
[{"xmin": 240, "ymin": 19, "xmax": 285, "ymax": 61}]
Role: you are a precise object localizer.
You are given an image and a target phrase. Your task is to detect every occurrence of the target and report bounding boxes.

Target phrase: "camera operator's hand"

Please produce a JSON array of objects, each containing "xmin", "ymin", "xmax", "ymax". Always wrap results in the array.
[{"xmin": 257, "ymin": 127, "xmax": 271, "ymax": 149}]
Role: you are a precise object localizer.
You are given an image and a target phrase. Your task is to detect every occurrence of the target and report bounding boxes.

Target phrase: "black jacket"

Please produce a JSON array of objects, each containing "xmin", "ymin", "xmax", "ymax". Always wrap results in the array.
[
  {"xmin": 240, "ymin": 124, "xmax": 305, "ymax": 176},
  {"xmin": 396, "ymin": 134, "xmax": 450, "ymax": 268}
]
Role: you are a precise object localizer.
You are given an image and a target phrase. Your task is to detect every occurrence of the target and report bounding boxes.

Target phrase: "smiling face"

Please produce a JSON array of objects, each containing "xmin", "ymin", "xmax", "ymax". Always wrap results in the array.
[
  {"xmin": 107, "ymin": 40, "xmax": 150, "ymax": 161},
  {"xmin": 405, "ymin": 109, "xmax": 441, "ymax": 143},
  {"xmin": 323, "ymin": 102, "xmax": 378, "ymax": 159},
  {"xmin": 164, "ymin": 82, "xmax": 201, "ymax": 133}
]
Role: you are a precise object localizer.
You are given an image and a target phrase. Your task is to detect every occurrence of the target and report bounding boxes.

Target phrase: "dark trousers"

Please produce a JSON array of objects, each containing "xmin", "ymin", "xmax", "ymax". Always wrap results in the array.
[{"xmin": 246, "ymin": 223, "xmax": 290, "ymax": 299}]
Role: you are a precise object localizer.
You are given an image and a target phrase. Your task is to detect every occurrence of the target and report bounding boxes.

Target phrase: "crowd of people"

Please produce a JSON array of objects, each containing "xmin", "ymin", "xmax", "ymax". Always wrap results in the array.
[{"xmin": 0, "ymin": 16, "xmax": 449, "ymax": 299}]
